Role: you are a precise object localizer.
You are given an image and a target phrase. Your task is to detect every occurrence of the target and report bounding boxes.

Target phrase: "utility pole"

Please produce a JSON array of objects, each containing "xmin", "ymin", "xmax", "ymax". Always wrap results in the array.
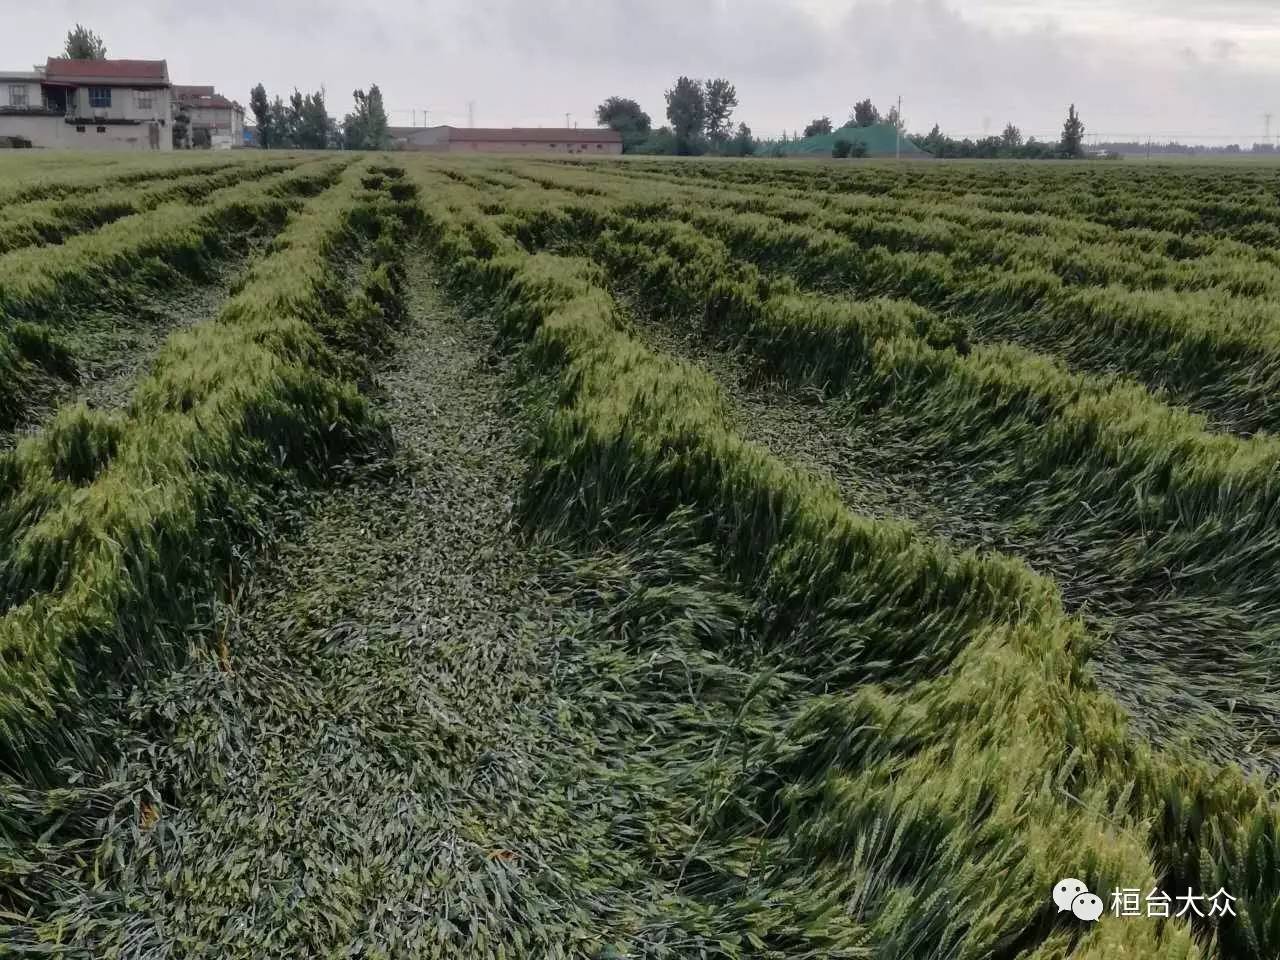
[
  {"xmin": 565, "ymin": 111, "xmax": 571, "ymax": 128},
  {"xmin": 1266, "ymin": 112, "xmax": 1273, "ymax": 144},
  {"xmin": 895, "ymin": 94, "xmax": 902, "ymax": 161},
  {"xmin": 467, "ymin": 101, "xmax": 475, "ymax": 128},
  {"xmin": 412, "ymin": 108, "xmax": 416, "ymax": 127}
]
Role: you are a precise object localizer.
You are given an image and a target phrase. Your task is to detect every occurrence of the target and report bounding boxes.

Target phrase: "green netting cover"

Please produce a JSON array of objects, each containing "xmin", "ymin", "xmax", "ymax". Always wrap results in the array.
[{"xmin": 779, "ymin": 123, "xmax": 929, "ymax": 157}]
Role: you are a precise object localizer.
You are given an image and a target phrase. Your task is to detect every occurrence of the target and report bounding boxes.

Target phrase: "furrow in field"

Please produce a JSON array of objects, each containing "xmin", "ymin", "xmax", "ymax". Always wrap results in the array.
[
  {"xmin": 0, "ymin": 240, "xmax": 268, "ymax": 454},
  {"xmin": 530, "ymin": 206, "xmax": 1280, "ymax": 778},
  {"xmin": 1, "ymin": 256, "xmax": 796, "ymax": 956},
  {"xmin": 406, "ymin": 163, "xmax": 1280, "ymax": 956},
  {"xmin": 10, "ymin": 154, "xmax": 1280, "ymax": 959},
  {"xmin": 0, "ymin": 157, "xmax": 299, "ymax": 256},
  {"xmin": 585, "ymin": 160, "xmax": 1280, "ymax": 283},
  {"xmin": 398, "ymin": 164, "xmax": 1232, "ymax": 958},
  {"xmin": 470, "ymin": 178, "xmax": 1280, "ymax": 630},
  {"xmin": 0, "ymin": 152, "xmax": 245, "ymax": 208},
  {"xmin": 0, "ymin": 159, "xmax": 409, "ymax": 766},
  {"xmin": 507, "ymin": 161, "xmax": 1280, "ymax": 437},
  {"xmin": 604, "ymin": 158, "xmax": 1280, "ymax": 247},
  {"xmin": 0, "ymin": 162, "xmax": 433, "ymax": 952},
  {"xmin": 623, "ymin": 300, "xmax": 1280, "ymax": 775},
  {"xmin": 0, "ymin": 158, "xmax": 349, "ymax": 434}
]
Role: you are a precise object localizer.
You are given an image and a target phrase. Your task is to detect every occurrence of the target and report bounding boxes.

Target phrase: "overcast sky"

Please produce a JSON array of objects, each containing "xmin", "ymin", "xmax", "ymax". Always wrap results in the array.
[{"xmin": 4, "ymin": 0, "xmax": 1279, "ymax": 142}]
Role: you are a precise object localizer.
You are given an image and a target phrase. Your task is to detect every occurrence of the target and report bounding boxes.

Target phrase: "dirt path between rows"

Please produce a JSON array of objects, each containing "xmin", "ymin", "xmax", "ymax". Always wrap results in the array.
[
  {"xmin": 38, "ymin": 257, "xmax": 784, "ymax": 958},
  {"xmin": 124, "ymin": 261, "xmax": 579, "ymax": 953}
]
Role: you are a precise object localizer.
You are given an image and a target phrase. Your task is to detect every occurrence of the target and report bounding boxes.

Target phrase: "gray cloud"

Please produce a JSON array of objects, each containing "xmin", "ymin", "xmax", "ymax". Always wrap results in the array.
[{"xmin": 1, "ymin": 0, "xmax": 1277, "ymax": 141}]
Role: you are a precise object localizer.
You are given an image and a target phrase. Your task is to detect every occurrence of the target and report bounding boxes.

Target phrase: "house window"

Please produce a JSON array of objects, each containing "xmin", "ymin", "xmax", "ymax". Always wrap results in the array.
[
  {"xmin": 135, "ymin": 90, "xmax": 153, "ymax": 111},
  {"xmin": 89, "ymin": 87, "xmax": 112, "ymax": 109},
  {"xmin": 8, "ymin": 85, "xmax": 28, "ymax": 108},
  {"xmin": 596, "ymin": 144, "xmax": 603, "ymax": 150}
]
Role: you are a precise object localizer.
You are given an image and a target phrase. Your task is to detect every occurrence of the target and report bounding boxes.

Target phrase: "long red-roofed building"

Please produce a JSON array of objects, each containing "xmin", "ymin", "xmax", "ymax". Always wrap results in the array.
[{"xmin": 395, "ymin": 125, "xmax": 622, "ymax": 154}]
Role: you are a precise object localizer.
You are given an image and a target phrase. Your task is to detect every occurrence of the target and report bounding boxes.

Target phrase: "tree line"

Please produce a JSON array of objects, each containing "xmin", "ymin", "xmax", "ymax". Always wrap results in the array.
[
  {"xmin": 801, "ymin": 100, "xmax": 901, "ymax": 138},
  {"xmin": 597, "ymin": 77, "xmax": 755, "ymax": 156},
  {"xmin": 248, "ymin": 83, "xmax": 390, "ymax": 150},
  {"xmin": 912, "ymin": 105, "xmax": 1088, "ymax": 159},
  {"xmin": 598, "ymin": 85, "xmax": 1090, "ymax": 160},
  {"xmin": 798, "ymin": 100, "xmax": 1088, "ymax": 159},
  {"xmin": 53, "ymin": 24, "xmax": 1096, "ymax": 161}
]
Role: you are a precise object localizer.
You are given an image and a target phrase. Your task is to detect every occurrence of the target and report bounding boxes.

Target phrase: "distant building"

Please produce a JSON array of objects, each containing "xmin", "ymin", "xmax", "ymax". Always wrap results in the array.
[
  {"xmin": 172, "ymin": 84, "xmax": 244, "ymax": 149},
  {"xmin": 0, "ymin": 58, "xmax": 173, "ymax": 150},
  {"xmin": 396, "ymin": 125, "xmax": 622, "ymax": 154}
]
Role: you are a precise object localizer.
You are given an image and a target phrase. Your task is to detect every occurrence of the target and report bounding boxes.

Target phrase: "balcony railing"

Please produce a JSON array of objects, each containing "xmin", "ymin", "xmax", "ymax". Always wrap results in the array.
[{"xmin": 0, "ymin": 105, "xmax": 62, "ymax": 117}]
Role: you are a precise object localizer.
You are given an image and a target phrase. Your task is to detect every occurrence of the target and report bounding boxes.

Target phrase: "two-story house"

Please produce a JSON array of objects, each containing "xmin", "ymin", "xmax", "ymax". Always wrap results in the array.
[
  {"xmin": 172, "ymin": 85, "xmax": 244, "ymax": 149},
  {"xmin": 0, "ymin": 58, "xmax": 173, "ymax": 151}
]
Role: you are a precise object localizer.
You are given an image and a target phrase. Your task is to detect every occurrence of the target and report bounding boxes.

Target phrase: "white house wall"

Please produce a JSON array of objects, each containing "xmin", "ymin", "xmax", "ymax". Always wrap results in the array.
[
  {"xmin": 0, "ymin": 114, "xmax": 172, "ymax": 151},
  {"xmin": 71, "ymin": 86, "xmax": 172, "ymax": 124}
]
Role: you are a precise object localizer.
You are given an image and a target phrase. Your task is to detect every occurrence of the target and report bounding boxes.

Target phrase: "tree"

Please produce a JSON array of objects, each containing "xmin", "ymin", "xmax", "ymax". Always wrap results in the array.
[
  {"xmin": 851, "ymin": 99, "xmax": 880, "ymax": 127},
  {"xmin": 1000, "ymin": 122, "xmax": 1023, "ymax": 149},
  {"xmin": 665, "ymin": 76, "xmax": 706, "ymax": 154},
  {"xmin": 804, "ymin": 116, "xmax": 833, "ymax": 138},
  {"xmin": 63, "ymin": 24, "xmax": 106, "ymax": 60},
  {"xmin": 596, "ymin": 96, "xmax": 651, "ymax": 152},
  {"xmin": 250, "ymin": 83, "xmax": 273, "ymax": 148},
  {"xmin": 269, "ymin": 96, "xmax": 293, "ymax": 147},
  {"xmin": 289, "ymin": 88, "xmax": 331, "ymax": 149},
  {"xmin": 975, "ymin": 135, "xmax": 1002, "ymax": 159},
  {"xmin": 632, "ymin": 126, "xmax": 678, "ymax": 155},
  {"xmin": 362, "ymin": 85, "xmax": 389, "ymax": 149},
  {"xmin": 1061, "ymin": 103, "xmax": 1085, "ymax": 158},
  {"xmin": 192, "ymin": 127, "xmax": 212, "ymax": 149},
  {"xmin": 729, "ymin": 122, "xmax": 755, "ymax": 157},
  {"xmin": 343, "ymin": 84, "xmax": 390, "ymax": 150},
  {"xmin": 920, "ymin": 123, "xmax": 946, "ymax": 155},
  {"xmin": 832, "ymin": 138, "xmax": 852, "ymax": 158},
  {"xmin": 885, "ymin": 104, "xmax": 903, "ymax": 131},
  {"xmin": 172, "ymin": 110, "xmax": 190, "ymax": 149},
  {"xmin": 703, "ymin": 78, "xmax": 738, "ymax": 143}
]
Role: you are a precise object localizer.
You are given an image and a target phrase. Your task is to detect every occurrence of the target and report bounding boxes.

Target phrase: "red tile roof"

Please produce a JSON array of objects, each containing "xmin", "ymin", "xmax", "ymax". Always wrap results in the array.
[
  {"xmin": 441, "ymin": 126, "xmax": 621, "ymax": 144},
  {"xmin": 172, "ymin": 85, "xmax": 242, "ymax": 113},
  {"xmin": 44, "ymin": 58, "xmax": 169, "ymax": 85},
  {"xmin": 178, "ymin": 93, "xmax": 241, "ymax": 111}
]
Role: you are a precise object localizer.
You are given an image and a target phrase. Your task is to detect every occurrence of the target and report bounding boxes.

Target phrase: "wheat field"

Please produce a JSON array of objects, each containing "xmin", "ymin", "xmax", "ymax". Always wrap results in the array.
[{"xmin": 3, "ymin": 151, "xmax": 1280, "ymax": 959}]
